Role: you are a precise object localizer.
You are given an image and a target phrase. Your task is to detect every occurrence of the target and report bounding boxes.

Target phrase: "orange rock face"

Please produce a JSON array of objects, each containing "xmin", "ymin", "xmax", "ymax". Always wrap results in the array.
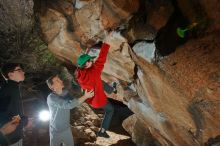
[
  {"xmin": 38, "ymin": 0, "xmax": 220, "ymax": 145},
  {"xmin": 159, "ymin": 33, "xmax": 220, "ymax": 145}
]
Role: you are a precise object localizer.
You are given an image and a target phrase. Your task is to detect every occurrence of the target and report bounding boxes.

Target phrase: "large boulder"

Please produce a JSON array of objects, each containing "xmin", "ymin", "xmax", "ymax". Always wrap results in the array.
[{"xmin": 37, "ymin": 0, "xmax": 220, "ymax": 145}]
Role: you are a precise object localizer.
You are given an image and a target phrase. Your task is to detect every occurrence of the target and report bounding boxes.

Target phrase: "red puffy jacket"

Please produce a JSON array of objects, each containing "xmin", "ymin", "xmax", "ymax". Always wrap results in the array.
[{"xmin": 76, "ymin": 43, "xmax": 110, "ymax": 108}]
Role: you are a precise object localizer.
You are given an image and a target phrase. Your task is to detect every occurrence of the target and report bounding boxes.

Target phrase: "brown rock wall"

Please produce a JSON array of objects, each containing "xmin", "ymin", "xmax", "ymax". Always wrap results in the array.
[{"xmin": 36, "ymin": 0, "xmax": 220, "ymax": 145}]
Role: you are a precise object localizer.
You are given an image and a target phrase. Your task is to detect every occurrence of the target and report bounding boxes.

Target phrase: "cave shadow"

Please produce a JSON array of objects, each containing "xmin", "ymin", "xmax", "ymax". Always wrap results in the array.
[
  {"xmin": 110, "ymin": 138, "xmax": 136, "ymax": 146},
  {"xmin": 92, "ymin": 98, "xmax": 134, "ymax": 136},
  {"xmin": 155, "ymin": 0, "xmax": 189, "ymax": 57},
  {"xmin": 108, "ymin": 98, "xmax": 134, "ymax": 135},
  {"xmin": 205, "ymin": 135, "xmax": 220, "ymax": 146}
]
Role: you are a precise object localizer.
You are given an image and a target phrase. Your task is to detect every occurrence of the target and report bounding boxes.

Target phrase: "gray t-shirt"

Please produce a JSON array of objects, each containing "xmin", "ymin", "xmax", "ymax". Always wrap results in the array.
[{"xmin": 47, "ymin": 90, "xmax": 79, "ymax": 133}]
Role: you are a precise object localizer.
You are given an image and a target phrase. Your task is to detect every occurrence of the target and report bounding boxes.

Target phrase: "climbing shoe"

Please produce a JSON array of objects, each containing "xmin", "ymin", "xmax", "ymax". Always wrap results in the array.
[{"xmin": 96, "ymin": 131, "xmax": 110, "ymax": 138}]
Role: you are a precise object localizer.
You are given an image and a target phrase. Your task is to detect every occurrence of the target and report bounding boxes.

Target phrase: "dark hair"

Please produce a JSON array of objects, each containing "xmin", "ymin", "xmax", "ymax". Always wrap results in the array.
[
  {"xmin": 1, "ymin": 63, "xmax": 22, "ymax": 79},
  {"xmin": 46, "ymin": 74, "xmax": 59, "ymax": 89}
]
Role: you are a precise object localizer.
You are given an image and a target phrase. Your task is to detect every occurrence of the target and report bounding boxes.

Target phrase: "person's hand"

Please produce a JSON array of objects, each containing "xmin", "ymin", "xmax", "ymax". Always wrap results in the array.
[
  {"xmin": 12, "ymin": 115, "xmax": 21, "ymax": 124},
  {"xmin": 85, "ymin": 47, "xmax": 90, "ymax": 54},
  {"xmin": 103, "ymin": 30, "xmax": 113, "ymax": 43},
  {"xmin": 84, "ymin": 89, "xmax": 94, "ymax": 99},
  {"xmin": 0, "ymin": 119, "xmax": 19, "ymax": 135}
]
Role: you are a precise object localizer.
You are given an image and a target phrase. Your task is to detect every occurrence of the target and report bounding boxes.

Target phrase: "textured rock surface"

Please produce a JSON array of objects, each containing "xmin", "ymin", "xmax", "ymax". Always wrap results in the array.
[
  {"xmin": 123, "ymin": 115, "xmax": 161, "ymax": 146},
  {"xmin": 1, "ymin": 0, "xmax": 219, "ymax": 145},
  {"xmin": 145, "ymin": 0, "xmax": 174, "ymax": 31},
  {"xmin": 71, "ymin": 103, "xmax": 101, "ymax": 145},
  {"xmin": 159, "ymin": 33, "xmax": 220, "ymax": 145},
  {"xmin": 37, "ymin": 0, "xmax": 220, "ymax": 145},
  {"xmin": 132, "ymin": 41, "xmax": 156, "ymax": 63}
]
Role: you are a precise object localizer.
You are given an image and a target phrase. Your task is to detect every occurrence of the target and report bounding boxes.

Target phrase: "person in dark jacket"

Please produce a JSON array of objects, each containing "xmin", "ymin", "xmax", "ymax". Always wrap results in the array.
[
  {"xmin": 0, "ymin": 63, "xmax": 31, "ymax": 146},
  {"xmin": 0, "ymin": 118, "xmax": 20, "ymax": 146}
]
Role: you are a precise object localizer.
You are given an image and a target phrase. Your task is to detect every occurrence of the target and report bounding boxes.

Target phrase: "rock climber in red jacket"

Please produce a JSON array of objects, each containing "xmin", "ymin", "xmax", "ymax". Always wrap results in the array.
[{"xmin": 76, "ymin": 41, "xmax": 114, "ymax": 138}]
